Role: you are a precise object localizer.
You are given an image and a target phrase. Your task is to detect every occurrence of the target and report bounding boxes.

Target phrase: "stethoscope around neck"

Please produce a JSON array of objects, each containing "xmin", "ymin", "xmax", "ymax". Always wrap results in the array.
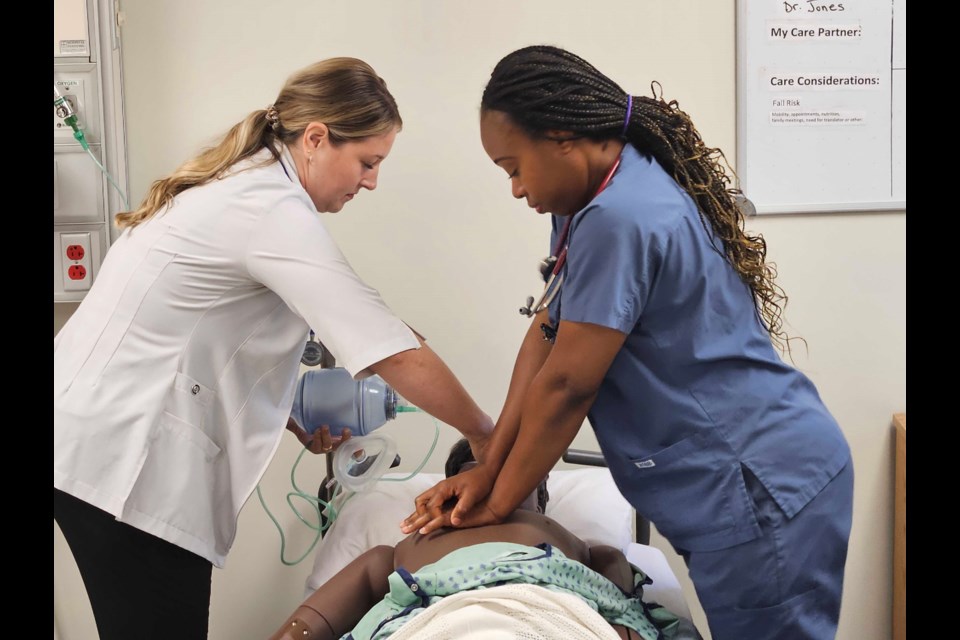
[
  {"xmin": 518, "ymin": 155, "xmax": 623, "ymax": 319},
  {"xmin": 518, "ymin": 243, "xmax": 567, "ymax": 318}
]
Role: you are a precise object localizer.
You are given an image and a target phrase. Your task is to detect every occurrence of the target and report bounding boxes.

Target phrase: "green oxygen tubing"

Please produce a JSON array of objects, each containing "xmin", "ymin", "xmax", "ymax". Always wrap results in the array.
[
  {"xmin": 54, "ymin": 84, "xmax": 129, "ymax": 210},
  {"xmin": 258, "ymin": 369, "xmax": 442, "ymax": 565},
  {"xmin": 256, "ymin": 414, "xmax": 439, "ymax": 566}
]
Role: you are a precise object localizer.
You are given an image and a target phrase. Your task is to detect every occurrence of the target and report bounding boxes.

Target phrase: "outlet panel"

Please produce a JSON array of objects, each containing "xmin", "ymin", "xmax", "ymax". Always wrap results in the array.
[{"xmin": 59, "ymin": 231, "xmax": 93, "ymax": 291}]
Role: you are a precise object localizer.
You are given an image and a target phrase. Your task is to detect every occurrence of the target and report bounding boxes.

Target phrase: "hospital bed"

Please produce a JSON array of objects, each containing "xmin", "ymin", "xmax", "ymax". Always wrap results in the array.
[{"xmin": 304, "ymin": 458, "xmax": 697, "ymax": 628}]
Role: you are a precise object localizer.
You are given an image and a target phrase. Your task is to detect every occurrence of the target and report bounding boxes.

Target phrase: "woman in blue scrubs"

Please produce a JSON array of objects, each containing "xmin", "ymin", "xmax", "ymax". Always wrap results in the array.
[{"xmin": 403, "ymin": 45, "xmax": 854, "ymax": 640}]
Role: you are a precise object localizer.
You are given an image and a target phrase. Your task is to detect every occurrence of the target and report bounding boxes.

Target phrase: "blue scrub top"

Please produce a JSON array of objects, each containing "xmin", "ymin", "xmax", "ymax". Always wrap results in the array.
[{"xmin": 548, "ymin": 144, "xmax": 851, "ymax": 552}]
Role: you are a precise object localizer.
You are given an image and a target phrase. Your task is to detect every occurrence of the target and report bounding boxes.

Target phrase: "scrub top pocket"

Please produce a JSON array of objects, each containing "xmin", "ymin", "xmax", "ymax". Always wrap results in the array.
[{"xmin": 626, "ymin": 431, "xmax": 759, "ymax": 551}]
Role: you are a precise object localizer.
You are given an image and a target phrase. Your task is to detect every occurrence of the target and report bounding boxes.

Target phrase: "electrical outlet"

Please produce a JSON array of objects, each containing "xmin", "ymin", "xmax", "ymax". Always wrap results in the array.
[
  {"xmin": 68, "ymin": 264, "xmax": 87, "ymax": 280},
  {"xmin": 60, "ymin": 232, "xmax": 93, "ymax": 291},
  {"xmin": 65, "ymin": 244, "xmax": 85, "ymax": 261}
]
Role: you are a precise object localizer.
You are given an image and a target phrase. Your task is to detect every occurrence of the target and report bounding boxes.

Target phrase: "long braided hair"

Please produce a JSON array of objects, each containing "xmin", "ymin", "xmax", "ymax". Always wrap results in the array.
[{"xmin": 482, "ymin": 45, "xmax": 794, "ymax": 354}]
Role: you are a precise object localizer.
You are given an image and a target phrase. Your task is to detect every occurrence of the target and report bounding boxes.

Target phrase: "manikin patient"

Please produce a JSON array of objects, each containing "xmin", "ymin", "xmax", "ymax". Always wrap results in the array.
[{"xmin": 268, "ymin": 440, "xmax": 700, "ymax": 640}]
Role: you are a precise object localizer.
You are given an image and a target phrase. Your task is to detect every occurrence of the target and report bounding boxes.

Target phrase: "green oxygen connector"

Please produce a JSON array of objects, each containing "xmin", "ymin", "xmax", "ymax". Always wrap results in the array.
[
  {"xmin": 73, "ymin": 130, "xmax": 90, "ymax": 151},
  {"xmin": 396, "ymin": 406, "xmax": 421, "ymax": 413},
  {"xmin": 54, "ymin": 87, "xmax": 90, "ymax": 151}
]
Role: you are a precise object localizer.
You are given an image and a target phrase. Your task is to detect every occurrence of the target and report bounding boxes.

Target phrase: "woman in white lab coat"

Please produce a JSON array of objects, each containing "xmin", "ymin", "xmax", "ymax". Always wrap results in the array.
[{"xmin": 53, "ymin": 57, "xmax": 492, "ymax": 640}]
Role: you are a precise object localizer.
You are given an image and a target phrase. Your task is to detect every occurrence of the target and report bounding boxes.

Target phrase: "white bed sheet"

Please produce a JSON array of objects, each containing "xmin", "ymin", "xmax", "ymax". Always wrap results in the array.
[
  {"xmin": 625, "ymin": 543, "xmax": 692, "ymax": 620},
  {"xmin": 304, "ymin": 468, "xmax": 691, "ymax": 621}
]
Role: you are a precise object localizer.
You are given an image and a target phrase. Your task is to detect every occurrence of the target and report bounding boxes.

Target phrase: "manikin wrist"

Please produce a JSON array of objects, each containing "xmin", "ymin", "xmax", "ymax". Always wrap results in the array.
[{"xmin": 272, "ymin": 606, "xmax": 335, "ymax": 640}]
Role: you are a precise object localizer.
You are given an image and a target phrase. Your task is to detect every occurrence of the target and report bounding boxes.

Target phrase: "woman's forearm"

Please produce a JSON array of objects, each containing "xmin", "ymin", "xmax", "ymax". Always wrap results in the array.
[
  {"xmin": 487, "ymin": 367, "xmax": 596, "ymax": 517},
  {"xmin": 481, "ymin": 310, "xmax": 554, "ymax": 471},
  {"xmin": 371, "ymin": 337, "xmax": 493, "ymax": 441},
  {"xmin": 487, "ymin": 319, "xmax": 627, "ymax": 518}
]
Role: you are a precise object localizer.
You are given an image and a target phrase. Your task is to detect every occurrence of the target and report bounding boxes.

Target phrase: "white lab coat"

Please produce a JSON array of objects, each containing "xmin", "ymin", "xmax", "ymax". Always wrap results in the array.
[{"xmin": 53, "ymin": 146, "xmax": 419, "ymax": 567}]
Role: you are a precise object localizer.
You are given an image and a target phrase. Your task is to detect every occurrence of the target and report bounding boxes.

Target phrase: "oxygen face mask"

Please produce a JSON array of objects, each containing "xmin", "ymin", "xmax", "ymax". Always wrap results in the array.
[{"xmin": 332, "ymin": 433, "xmax": 398, "ymax": 493}]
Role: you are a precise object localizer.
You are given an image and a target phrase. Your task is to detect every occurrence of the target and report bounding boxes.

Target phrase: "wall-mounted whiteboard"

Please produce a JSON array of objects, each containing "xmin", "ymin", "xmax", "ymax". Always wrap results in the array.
[{"xmin": 736, "ymin": 1, "xmax": 906, "ymax": 214}]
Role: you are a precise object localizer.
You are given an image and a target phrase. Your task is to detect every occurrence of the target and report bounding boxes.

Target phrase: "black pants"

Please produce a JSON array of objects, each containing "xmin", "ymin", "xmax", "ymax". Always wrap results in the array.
[{"xmin": 54, "ymin": 488, "xmax": 212, "ymax": 640}]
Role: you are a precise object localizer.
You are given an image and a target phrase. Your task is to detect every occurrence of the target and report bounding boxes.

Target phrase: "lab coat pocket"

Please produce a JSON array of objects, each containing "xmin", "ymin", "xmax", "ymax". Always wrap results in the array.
[
  {"xmin": 158, "ymin": 412, "xmax": 221, "ymax": 461},
  {"xmin": 165, "ymin": 371, "xmax": 216, "ymax": 430},
  {"xmin": 628, "ymin": 432, "xmax": 738, "ymax": 540}
]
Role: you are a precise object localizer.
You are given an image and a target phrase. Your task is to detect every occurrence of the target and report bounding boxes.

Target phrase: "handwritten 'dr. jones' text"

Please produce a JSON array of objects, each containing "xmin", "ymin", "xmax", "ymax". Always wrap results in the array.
[{"xmin": 783, "ymin": 1, "xmax": 845, "ymax": 13}]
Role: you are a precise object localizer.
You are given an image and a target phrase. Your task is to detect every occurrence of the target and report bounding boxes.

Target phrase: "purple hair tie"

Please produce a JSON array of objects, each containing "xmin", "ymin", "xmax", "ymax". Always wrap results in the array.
[{"xmin": 622, "ymin": 95, "xmax": 633, "ymax": 137}]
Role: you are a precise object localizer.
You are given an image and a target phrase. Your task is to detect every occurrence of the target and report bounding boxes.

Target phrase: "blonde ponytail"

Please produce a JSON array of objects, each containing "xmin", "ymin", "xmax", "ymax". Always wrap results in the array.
[{"xmin": 116, "ymin": 58, "xmax": 401, "ymax": 230}]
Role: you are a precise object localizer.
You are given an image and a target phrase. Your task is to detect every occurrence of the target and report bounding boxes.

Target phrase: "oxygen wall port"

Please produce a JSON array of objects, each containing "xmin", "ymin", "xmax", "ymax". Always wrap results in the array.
[
  {"xmin": 54, "ymin": 79, "xmax": 85, "ymax": 134},
  {"xmin": 54, "ymin": 95, "xmax": 78, "ymax": 123}
]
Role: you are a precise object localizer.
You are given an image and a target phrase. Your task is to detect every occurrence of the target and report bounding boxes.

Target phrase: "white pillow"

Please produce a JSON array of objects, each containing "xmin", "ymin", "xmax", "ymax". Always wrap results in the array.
[
  {"xmin": 304, "ymin": 468, "xmax": 633, "ymax": 595},
  {"xmin": 543, "ymin": 468, "xmax": 633, "ymax": 549}
]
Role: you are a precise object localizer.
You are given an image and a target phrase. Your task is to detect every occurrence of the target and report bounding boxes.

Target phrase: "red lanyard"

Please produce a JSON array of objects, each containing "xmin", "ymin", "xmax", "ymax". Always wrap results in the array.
[{"xmin": 550, "ymin": 155, "xmax": 622, "ymax": 277}]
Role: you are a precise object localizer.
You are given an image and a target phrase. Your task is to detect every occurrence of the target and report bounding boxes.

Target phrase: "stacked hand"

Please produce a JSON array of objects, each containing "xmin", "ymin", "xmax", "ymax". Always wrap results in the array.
[
  {"xmin": 400, "ymin": 464, "xmax": 503, "ymax": 535},
  {"xmin": 285, "ymin": 418, "xmax": 352, "ymax": 454}
]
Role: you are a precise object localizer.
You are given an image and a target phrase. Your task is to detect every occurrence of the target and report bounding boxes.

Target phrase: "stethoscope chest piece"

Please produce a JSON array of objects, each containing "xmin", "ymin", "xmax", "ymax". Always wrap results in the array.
[
  {"xmin": 520, "ymin": 296, "xmax": 536, "ymax": 317},
  {"xmin": 539, "ymin": 256, "xmax": 557, "ymax": 281},
  {"xmin": 301, "ymin": 330, "xmax": 335, "ymax": 368},
  {"xmin": 520, "ymin": 256, "xmax": 563, "ymax": 317}
]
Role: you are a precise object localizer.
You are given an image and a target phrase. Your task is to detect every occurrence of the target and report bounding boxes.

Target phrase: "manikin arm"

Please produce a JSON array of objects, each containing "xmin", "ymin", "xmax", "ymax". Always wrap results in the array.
[
  {"xmin": 267, "ymin": 546, "xmax": 394, "ymax": 640},
  {"xmin": 588, "ymin": 544, "xmax": 639, "ymax": 640}
]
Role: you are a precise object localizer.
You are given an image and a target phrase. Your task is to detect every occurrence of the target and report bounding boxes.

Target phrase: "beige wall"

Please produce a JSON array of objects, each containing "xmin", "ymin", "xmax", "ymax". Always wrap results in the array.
[{"xmin": 54, "ymin": 2, "xmax": 905, "ymax": 638}]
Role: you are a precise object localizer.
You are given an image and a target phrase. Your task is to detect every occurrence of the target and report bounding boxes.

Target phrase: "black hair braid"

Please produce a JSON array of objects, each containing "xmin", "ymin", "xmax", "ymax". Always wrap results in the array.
[{"xmin": 482, "ymin": 45, "xmax": 794, "ymax": 354}]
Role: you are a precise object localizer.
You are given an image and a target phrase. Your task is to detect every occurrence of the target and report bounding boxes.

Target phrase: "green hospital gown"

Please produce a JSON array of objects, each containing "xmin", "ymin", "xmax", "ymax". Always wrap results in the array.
[{"xmin": 344, "ymin": 542, "xmax": 682, "ymax": 640}]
